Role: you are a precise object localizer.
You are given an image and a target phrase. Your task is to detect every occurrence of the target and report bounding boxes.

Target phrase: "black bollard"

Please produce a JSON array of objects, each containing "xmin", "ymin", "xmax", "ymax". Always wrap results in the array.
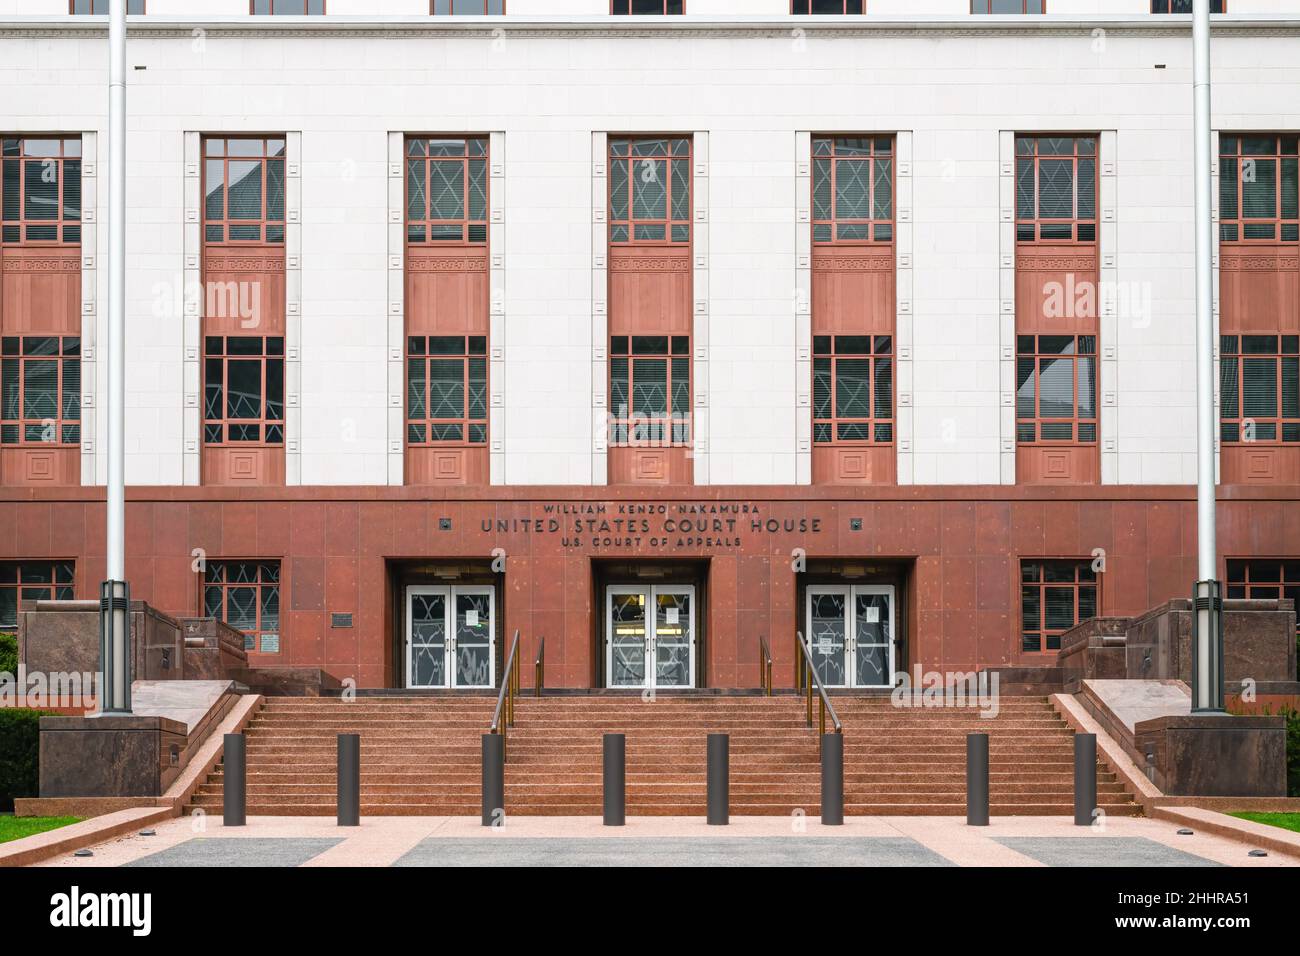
[
  {"xmin": 820, "ymin": 733, "xmax": 844, "ymax": 826},
  {"xmin": 337, "ymin": 733, "xmax": 360, "ymax": 826},
  {"xmin": 603, "ymin": 733, "xmax": 626, "ymax": 827},
  {"xmin": 222, "ymin": 733, "xmax": 246, "ymax": 827},
  {"xmin": 707, "ymin": 733, "xmax": 729, "ymax": 825},
  {"xmin": 481, "ymin": 733, "xmax": 505, "ymax": 827},
  {"xmin": 966, "ymin": 732, "xmax": 989, "ymax": 826},
  {"xmin": 1074, "ymin": 733, "xmax": 1098, "ymax": 827}
]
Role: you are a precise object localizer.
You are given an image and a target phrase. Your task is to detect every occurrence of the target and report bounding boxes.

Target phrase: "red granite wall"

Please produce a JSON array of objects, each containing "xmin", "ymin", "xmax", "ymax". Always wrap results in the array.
[{"xmin": 1, "ymin": 485, "xmax": 1296, "ymax": 689}]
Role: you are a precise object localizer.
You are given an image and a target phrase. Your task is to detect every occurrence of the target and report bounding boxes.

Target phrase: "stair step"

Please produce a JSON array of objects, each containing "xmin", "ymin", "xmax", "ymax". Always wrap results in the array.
[{"xmin": 187, "ymin": 695, "xmax": 1139, "ymax": 817}]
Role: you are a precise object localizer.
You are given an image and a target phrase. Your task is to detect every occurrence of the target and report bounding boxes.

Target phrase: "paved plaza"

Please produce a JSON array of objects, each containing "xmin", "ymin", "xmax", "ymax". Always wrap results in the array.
[{"xmin": 30, "ymin": 815, "xmax": 1296, "ymax": 868}]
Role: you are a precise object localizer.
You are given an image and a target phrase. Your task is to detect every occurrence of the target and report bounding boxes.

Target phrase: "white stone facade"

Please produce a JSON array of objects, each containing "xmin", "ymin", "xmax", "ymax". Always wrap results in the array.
[{"xmin": 1, "ymin": 9, "xmax": 1296, "ymax": 486}]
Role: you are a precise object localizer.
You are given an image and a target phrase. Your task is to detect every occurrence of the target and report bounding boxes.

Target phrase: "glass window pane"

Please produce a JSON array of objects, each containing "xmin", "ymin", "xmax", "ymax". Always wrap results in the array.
[
  {"xmin": 632, "ymin": 159, "xmax": 667, "ymax": 220},
  {"xmin": 1283, "ymin": 158, "xmax": 1298, "ymax": 221},
  {"xmin": 226, "ymin": 161, "xmax": 262, "ymax": 220},
  {"xmin": 834, "ymin": 158, "xmax": 871, "ymax": 221},
  {"xmin": 632, "ymin": 358, "xmax": 667, "ymax": 416},
  {"xmin": 62, "ymin": 356, "xmax": 80, "ymax": 421},
  {"xmin": 1220, "ymin": 158, "xmax": 1238, "ymax": 221},
  {"xmin": 835, "ymin": 358, "xmax": 870, "ymax": 418},
  {"xmin": 1283, "ymin": 357, "xmax": 1299, "ymax": 419},
  {"xmin": 468, "ymin": 158, "xmax": 487, "ymax": 222},
  {"xmin": 265, "ymin": 359, "xmax": 283, "ymax": 420},
  {"xmin": 1038, "ymin": 356, "xmax": 1076, "ymax": 418},
  {"xmin": 1037, "ymin": 159, "xmax": 1074, "ymax": 220},
  {"xmin": 428, "ymin": 359, "xmax": 465, "ymax": 418},
  {"xmin": 812, "ymin": 158, "xmax": 831, "ymax": 222},
  {"xmin": 873, "ymin": 158, "xmax": 892, "ymax": 220},
  {"xmin": 1021, "ymin": 585, "xmax": 1039, "ymax": 632},
  {"xmin": 874, "ymin": 356, "xmax": 893, "ymax": 420},
  {"xmin": 1078, "ymin": 586, "xmax": 1097, "ymax": 621},
  {"xmin": 2, "ymin": 159, "xmax": 18, "ymax": 223},
  {"xmin": 1242, "ymin": 158, "xmax": 1277, "ymax": 219},
  {"xmin": 813, "ymin": 358, "xmax": 831, "ymax": 420},
  {"xmin": 1016, "ymin": 158, "xmax": 1034, "ymax": 220},
  {"xmin": 261, "ymin": 585, "xmax": 280, "ymax": 631},
  {"xmin": 24, "ymin": 159, "xmax": 58, "ymax": 221},
  {"xmin": 1044, "ymin": 586, "xmax": 1076, "ymax": 631},
  {"xmin": 468, "ymin": 357, "xmax": 487, "ymax": 419},
  {"xmin": 671, "ymin": 357, "xmax": 690, "ymax": 415},
  {"xmin": 406, "ymin": 159, "xmax": 426, "ymax": 223},
  {"xmin": 610, "ymin": 357, "xmax": 629, "ymax": 417},
  {"xmin": 1077, "ymin": 356, "xmax": 1096, "ymax": 419},
  {"xmin": 1243, "ymin": 358, "xmax": 1278, "ymax": 418},
  {"xmin": 204, "ymin": 585, "xmax": 222, "ymax": 618},
  {"xmin": 1016, "ymin": 357, "xmax": 1036, "ymax": 419},
  {"xmin": 1077, "ymin": 158, "xmax": 1095, "ymax": 220},
  {"xmin": 204, "ymin": 359, "xmax": 223, "ymax": 421},
  {"xmin": 429, "ymin": 160, "xmax": 465, "ymax": 220},
  {"xmin": 2, "ymin": 359, "xmax": 18, "ymax": 421},
  {"xmin": 266, "ymin": 159, "xmax": 285, "ymax": 222},
  {"xmin": 228, "ymin": 587, "xmax": 257, "ymax": 631},
  {"xmin": 670, "ymin": 160, "xmax": 689, "ymax": 222},
  {"xmin": 62, "ymin": 160, "xmax": 81, "ymax": 221},
  {"xmin": 226, "ymin": 359, "xmax": 262, "ymax": 419},
  {"xmin": 609, "ymin": 159, "xmax": 628, "ymax": 221},
  {"xmin": 23, "ymin": 359, "xmax": 56, "ymax": 419},
  {"xmin": 1220, "ymin": 356, "xmax": 1240, "ymax": 420}
]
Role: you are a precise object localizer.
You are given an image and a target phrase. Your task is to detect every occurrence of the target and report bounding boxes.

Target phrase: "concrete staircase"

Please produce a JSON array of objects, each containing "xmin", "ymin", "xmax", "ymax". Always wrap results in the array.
[{"xmin": 187, "ymin": 693, "xmax": 1140, "ymax": 817}]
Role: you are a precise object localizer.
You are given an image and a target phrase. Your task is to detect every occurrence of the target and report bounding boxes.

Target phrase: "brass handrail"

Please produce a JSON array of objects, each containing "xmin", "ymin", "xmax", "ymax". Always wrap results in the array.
[
  {"xmin": 534, "ymin": 636, "xmax": 545, "ymax": 698},
  {"xmin": 758, "ymin": 634, "xmax": 773, "ymax": 696},
  {"xmin": 795, "ymin": 630, "xmax": 843, "ymax": 753},
  {"xmin": 489, "ymin": 629, "xmax": 522, "ymax": 761}
]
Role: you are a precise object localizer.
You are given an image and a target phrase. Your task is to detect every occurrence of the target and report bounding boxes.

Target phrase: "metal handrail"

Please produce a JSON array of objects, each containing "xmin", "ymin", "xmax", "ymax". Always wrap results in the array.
[
  {"xmin": 758, "ymin": 634, "xmax": 773, "ymax": 696},
  {"xmin": 489, "ymin": 629, "xmax": 522, "ymax": 761},
  {"xmin": 534, "ymin": 636, "xmax": 545, "ymax": 698},
  {"xmin": 795, "ymin": 630, "xmax": 843, "ymax": 753}
]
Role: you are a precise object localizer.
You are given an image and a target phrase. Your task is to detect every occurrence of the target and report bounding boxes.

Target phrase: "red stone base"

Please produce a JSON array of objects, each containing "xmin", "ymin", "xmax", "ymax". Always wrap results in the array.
[{"xmin": 2, "ymin": 483, "xmax": 1297, "ymax": 689}]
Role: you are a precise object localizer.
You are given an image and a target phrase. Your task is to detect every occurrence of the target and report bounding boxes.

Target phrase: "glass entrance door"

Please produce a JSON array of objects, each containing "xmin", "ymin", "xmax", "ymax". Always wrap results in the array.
[
  {"xmin": 605, "ymin": 585, "xmax": 696, "ymax": 689},
  {"xmin": 407, "ymin": 587, "xmax": 448, "ymax": 688},
  {"xmin": 804, "ymin": 584, "xmax": 895, "ymax": 688},
  {"xmin": 405, "ymin": 585, "xmax": 495, "ymax": 689}
]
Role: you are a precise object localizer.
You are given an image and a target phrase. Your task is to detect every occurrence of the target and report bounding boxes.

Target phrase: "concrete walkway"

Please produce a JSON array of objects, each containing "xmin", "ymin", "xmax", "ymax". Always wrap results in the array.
[{"xmin": 29, "ymin": 814, "xmax": 1300, "ymax": 868}]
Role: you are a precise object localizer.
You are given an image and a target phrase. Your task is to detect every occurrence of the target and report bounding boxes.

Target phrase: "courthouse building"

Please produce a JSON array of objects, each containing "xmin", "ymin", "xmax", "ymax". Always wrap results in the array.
[{"xmin": 1, "ymin": 0, "xmax": 1298, "ymax": 694}]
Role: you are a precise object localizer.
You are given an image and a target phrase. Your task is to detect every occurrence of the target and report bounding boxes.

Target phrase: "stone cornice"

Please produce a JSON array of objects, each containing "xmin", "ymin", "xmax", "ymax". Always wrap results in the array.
[{"xmin": 1, "ymin": 14, "xmax": 1299, "ymax": 42}]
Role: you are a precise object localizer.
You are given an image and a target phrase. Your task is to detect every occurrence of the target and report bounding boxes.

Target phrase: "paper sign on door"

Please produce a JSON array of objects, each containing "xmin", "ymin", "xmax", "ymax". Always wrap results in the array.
[
  {"xmin": 665, "ymin": 608, "xmax": 680, "ymax": 625},
  {"xmin": 864, "ymin": 607, "xmax": 880, "ymax": 624},
  {"xmin": 465, "ymin": 609, "xmax": 479, "ymax": 627}
]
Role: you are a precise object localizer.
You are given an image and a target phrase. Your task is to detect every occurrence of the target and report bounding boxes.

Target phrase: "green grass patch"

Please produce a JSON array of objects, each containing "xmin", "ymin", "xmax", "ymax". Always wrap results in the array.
[
  {"xmin": 0, "ymin": 814, "xmax": 81, "ymax": 844},
  {"xmin": 1230, "ymin": 812, "xmax": 1300, "ymax": 834}
]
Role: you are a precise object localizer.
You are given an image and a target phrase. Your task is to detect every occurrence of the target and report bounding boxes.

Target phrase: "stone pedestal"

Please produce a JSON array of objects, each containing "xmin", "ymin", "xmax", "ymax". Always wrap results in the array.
[
  {"xmin": 17, "ymin": 599, "xmax": 186, "ymax": 692},
  {"xmin": 1133, "ymin": 713, "xmax": 1287, "ymax": 797},
  {"xmin": 180, "ymin": 617, "xmax": 248, "ymax": 680},
  {"xmin": 39, "ymin": 715, "xmax": 188, "ymax": 798}
]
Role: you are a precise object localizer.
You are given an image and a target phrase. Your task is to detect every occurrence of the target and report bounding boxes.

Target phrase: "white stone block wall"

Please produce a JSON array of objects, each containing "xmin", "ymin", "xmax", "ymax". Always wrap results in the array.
[{"xmin": 0, "ymin": 21, "xmax": 1297, "ymax": 487}]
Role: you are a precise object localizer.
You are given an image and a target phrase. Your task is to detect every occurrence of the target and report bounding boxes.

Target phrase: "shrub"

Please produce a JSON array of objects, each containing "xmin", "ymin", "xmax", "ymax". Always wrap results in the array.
[
  {"xmin": 0, "ymin": 708, "xmax": 51, "ymax": 812},
  {"xmin": 1285, "ymin": 706, "xmax": 1300, "ymax": 798},
  {"xmin": 0, "ymin": 632, "xmax": 15, "ymax": 677}
]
